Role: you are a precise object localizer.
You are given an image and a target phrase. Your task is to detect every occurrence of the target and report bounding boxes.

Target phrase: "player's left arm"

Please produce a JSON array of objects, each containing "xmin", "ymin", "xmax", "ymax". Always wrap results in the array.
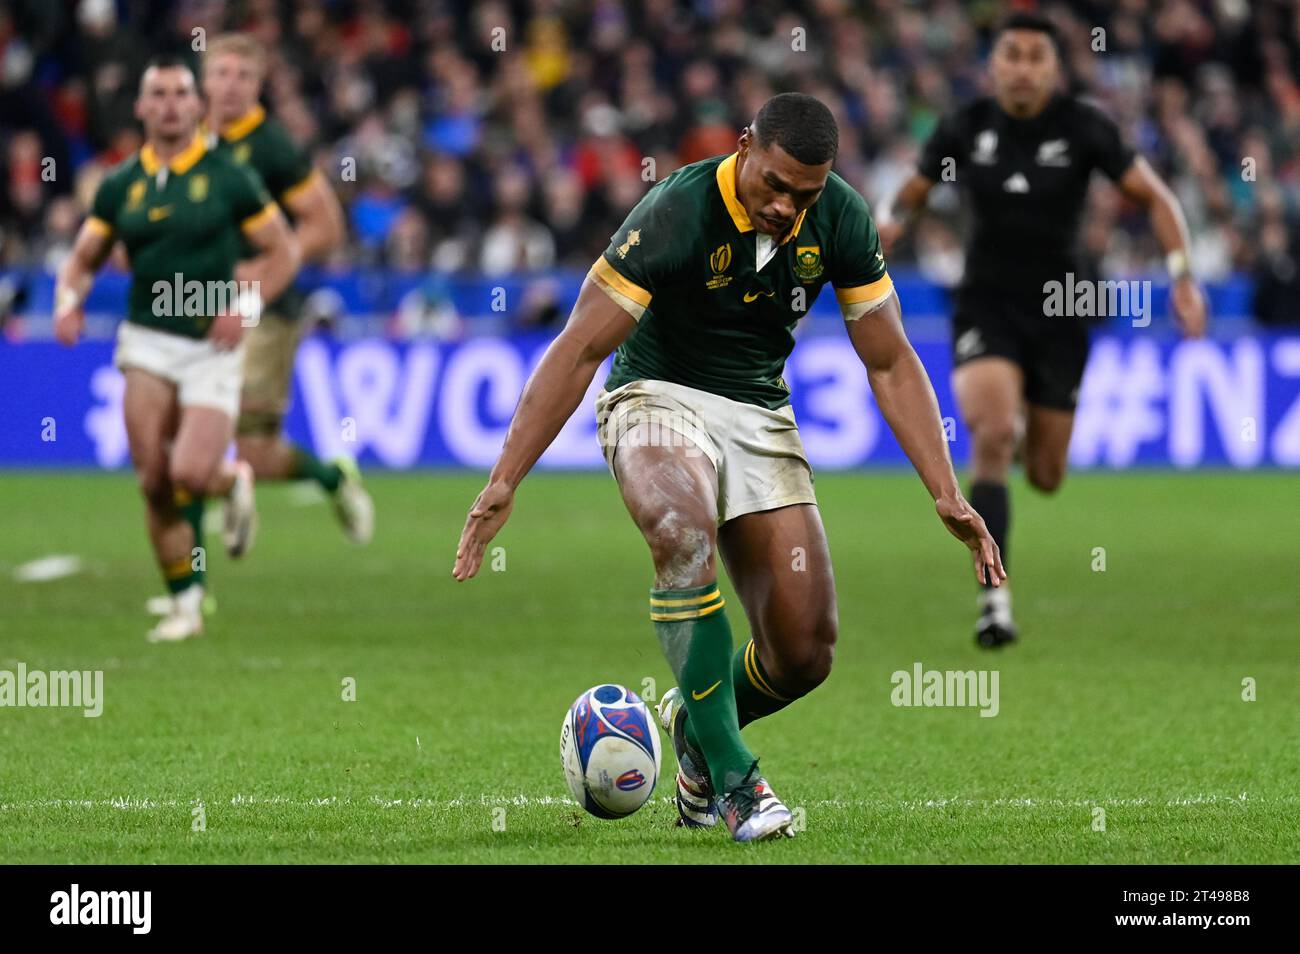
[
  {"xmin": 1115, "ymin": 157, "xmax": 1207, "ymax": 338},
  {"xmin": 241, "ymin": 208, "xmax": 301, "ymax": 304},
  {"xmin": 844, "ymin": 293, "xmax": 1005, "ymax": 587},
  {"xmin": 213, "ymin": 205, "xmax": 301, "ymax": 349},
  {"xmin": 830, "ymin": 186, "xmax": 1002, "ymax": 584},
  {"xmin": 281, "ymin": 172, "xmax": 345, "ymax": 262}
]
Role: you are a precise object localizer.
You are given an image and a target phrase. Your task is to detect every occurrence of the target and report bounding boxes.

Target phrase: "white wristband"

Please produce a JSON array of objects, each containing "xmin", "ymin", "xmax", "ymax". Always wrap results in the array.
[
  {"xmin": 56, "ymin": 287, "xmax": 81, "ymax": 313},
  {"xmin": 1166, "ymin": 250, "xmax": 1190, "ymax": 280}
]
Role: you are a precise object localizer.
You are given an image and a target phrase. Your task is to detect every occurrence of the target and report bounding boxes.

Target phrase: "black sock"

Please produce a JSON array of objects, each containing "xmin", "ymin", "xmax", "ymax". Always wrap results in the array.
[{"xmin": 969, "ymin": 480, "xmax": 1008, "ymax": 588}]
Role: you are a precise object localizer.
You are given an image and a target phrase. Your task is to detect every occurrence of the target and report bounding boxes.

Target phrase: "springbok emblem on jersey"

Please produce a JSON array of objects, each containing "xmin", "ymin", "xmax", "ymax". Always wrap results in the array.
[{"xmin": 794, "ymin": 245, "xmax": 823, "ymax": 282}]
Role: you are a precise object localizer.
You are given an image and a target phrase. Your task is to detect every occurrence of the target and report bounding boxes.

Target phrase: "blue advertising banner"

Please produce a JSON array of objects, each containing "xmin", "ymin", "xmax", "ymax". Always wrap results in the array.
[{"xmin": 3, "ymin": 331, "xmax": 1299, "ymax": 470}]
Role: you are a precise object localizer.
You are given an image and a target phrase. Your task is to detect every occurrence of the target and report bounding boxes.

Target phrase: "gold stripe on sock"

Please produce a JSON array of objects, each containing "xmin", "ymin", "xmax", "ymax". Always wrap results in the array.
[
  {"xmin": 163, "ymin": 556, "xmax": 192, "ymax": 580},
  {"xmin": 649, "ymin": 588, "xmax": 721, "ymax": 608},
  {"xmin": 650, "ymin": 597, "xmax": 725, "ymax": 622},
  {"xmin": 173, "ymin": 487, "xmax": 193, "ymax": 506},
  {"xmin": 746, "ymin": 640, "xmax": 791, "ymax": 702}
]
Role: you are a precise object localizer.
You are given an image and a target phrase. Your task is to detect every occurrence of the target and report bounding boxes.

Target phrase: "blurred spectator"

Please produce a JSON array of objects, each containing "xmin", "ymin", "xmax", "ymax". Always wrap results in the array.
[
  {"xmin": 390, "ymin": 275, "xmax": 464, "ymax": 340},
  {"xmin": 0, "ymin": 0, "xmax": 1297, "ymax": 286},
  {"xmin": 1253, "ymin": 219, "xmax": 1300, "ymax": 326},
  {"xmin": 479, "ymin": 164, "xmax": 554, "ymax": 274}
]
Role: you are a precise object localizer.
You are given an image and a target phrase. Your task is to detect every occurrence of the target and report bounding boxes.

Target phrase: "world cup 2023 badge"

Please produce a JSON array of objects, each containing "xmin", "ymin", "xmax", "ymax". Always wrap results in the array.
[
  {"xmin": 794, "ymin": 245, "xmax": 823, "ymax": 283},
  {"xmin": 707, "ymin": 242, "xmax": 733, "ymax": 290}
]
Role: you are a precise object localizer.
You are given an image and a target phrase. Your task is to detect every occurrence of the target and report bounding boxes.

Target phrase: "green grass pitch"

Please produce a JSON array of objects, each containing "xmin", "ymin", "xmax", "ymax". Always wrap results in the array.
[{"xmin": 1, "ymin": 470, "xmax": 1295, "ymax": 863}]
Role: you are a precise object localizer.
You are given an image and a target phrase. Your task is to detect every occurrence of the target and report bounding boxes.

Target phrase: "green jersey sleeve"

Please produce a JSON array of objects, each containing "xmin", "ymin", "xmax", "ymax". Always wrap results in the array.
[
  {"xmin": 259, "ymin": 121, "xmax": 317, "ymax": 201},
  {"xmin": 88, "ymin": 167, "xmax": 130, "ymax": 235},
  {"xmin": 224, "ymin": 162, "xmax": 277, "ymax": 234},
  {"xmin": 826, "ymin": 184, "xmax": 894, "ymax": 316},
  {"xmin": 589, "ymin": 175, "xmax": 694, "ymax": 320}
]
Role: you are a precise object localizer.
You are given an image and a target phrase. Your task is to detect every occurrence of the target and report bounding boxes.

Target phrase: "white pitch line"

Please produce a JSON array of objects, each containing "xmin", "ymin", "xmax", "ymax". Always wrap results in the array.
[
  {"xmin": 0, "ymin": 792, "xmax": 1290, "ymax": 813},
  {"xmin": 12, "ymin": 554, "xmax": 84, "ymax": 583}
]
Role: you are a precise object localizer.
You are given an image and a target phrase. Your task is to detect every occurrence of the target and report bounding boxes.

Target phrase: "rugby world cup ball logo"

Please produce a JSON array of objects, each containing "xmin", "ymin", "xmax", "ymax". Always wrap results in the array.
[{"xmin": 710, "ymin": 243, "xmax": 732, "ymax": 275}]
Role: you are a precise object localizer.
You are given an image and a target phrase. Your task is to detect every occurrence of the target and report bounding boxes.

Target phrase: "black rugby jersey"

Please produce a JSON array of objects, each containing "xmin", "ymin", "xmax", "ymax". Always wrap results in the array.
[{"xmin": 918, "ymin": 94, "xmax": 1135, "ymax": 292}]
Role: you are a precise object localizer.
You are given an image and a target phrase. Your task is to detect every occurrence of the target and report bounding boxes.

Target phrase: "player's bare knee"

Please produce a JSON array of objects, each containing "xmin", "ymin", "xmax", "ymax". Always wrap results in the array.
[
  {"xmin": 970, "ymin": 419, "xmax": 1018, "ymax": 475},
  {"xmin": 642, "ymin": 510, "xmax": 716, "ymax": 589},
  {"xmin": 136, "ymin": 465, "xmax": 171, "ymax": 508},
  {"xmin": 971, "ymin": 418, "xmax": 1018, "ymax": 456},
  {"xmin": 169, "ymin": 459, "xmax": 215, "ymax": 498},
  {"xmin": 1027, "ymin": 459, "xmax": 1065, "ymax": 494}
]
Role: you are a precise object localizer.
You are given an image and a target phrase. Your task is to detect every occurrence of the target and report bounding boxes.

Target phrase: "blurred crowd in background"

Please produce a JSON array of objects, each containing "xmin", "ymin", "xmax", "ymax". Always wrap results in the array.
[{"xmin": 1, "ymin": 0, "xmax": 1299, "ymax": 325}]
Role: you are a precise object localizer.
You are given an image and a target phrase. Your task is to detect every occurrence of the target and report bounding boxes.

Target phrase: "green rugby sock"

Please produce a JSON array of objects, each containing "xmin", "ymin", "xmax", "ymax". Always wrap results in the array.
[
  {"xmin": 685, "ymin": 639, "xmax": 796, "ymax": 752},
  {"xmin": 162, "ymin": 554, "xmax": 198, "ymax": 594},
  {"xmin": 174, "ymin": 488, "xmax": 206, "ymax": 589},
  {"xmin": 290, "ymin": 445, "xmax": 342, "ymax": 493},
  {"xmin": 651, "ymin": 582, "xmax": 755, "ymax": 795}
]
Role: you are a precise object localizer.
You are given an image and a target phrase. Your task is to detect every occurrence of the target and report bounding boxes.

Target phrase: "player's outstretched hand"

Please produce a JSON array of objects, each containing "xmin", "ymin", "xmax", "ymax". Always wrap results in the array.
[
  {"xmin": 208, "ymin": 309, "xmax": 246, "ymax": 350},
  {"xmin": 877, "ymin": 220, "xmax": 903, "ymax": 257},
  {"xmin": 936, "ymin": 493, "xmax": 1006, "ymax": 588},
  {"xmin": 1171, "ymin": 275, "xmax": 1207, "ymax": 339},
  {"xmin": 53, "ymin": 302, "xmax": 84, "ymax": 346},
  {"xmin": 453, "ymin": 479, "xmax": 515, "ymax": 581}
]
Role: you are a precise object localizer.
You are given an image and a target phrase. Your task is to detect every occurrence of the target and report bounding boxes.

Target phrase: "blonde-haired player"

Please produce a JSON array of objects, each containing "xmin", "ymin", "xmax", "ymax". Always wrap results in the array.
[
  {"xmin": 56, "ymin": 55, "xmax": 301, "ymax": 641},
  {"xmin": 204, "ymin": 33, "xmax": 371, "ymax": 542}
]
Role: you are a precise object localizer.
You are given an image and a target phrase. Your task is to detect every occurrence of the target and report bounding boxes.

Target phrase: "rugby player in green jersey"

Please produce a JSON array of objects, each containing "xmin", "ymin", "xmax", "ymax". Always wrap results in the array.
[
  {"xmin": 54, "ymin": 56, "xmax": 300, "ymax": 642},
  {"xmin": 202, "ymin": 34, "xmax": 372, "ymax": 544},
  {"xmin": 140, "ymin": 34, "xmax": 372, "ymax": 621},
  {"xmin": 453, "ymin": 94, "xmax": 1004, "ymax": 842}
]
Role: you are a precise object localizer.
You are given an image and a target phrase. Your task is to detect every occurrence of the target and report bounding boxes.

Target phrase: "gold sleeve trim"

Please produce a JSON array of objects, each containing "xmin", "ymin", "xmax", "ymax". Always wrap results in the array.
[
  {"xmin": 240, "ymin": 201, "xmax": 279, "ymax": 234},
  {"xmin": 835, "ymin": 272, "xmax": 894, "ymax": 306},
  {"xmin": 589, "ymin": 256, "xmax": 652, "ymax": 321}
]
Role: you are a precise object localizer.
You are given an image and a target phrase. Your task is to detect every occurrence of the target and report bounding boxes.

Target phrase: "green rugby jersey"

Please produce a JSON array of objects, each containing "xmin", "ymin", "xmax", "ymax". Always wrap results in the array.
[
  {"xmin": 89, "ymin": 133, "xmax": 277, "ymax": 339},
  {"xmin": 209, "ymin": 105, "xmax": 317, "ymax": 316},
  {"xmin": 591, "ymin": 152, "xmax": 892, "ymax": 409}
]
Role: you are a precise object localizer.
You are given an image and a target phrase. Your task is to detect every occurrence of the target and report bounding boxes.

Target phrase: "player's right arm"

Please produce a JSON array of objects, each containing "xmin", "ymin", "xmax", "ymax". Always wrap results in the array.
[
  {"xmin": 452, "ymin": 280, "xmax": 636, "ymax": 581},
  {"xmin": 455, "ymin": 177, "xmax": 686, "ymax": 582},
  {"xmin": 877, "ymin": 110, "xmax": 962, "ymax": 255},
  {"xmin": 281, "ymin": 172, "xmax": 345, "ymax": 262},
  {"xmin": 260, "ymin": 123, "xmax": 345, "ymax": 263},
  {"xmin": 53, "ymin": 218, "xmax": 115, "ymax": 346},
  {"xmin": 877, "ymin": 173, "xmax": 935, "ymax": 256}
]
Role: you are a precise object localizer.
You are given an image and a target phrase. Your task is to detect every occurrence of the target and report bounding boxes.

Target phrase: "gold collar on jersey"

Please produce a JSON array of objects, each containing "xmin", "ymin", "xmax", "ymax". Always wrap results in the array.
[
  {"xmin": 715, "ymin": 152, "xmax": 807, "ymax": 246},
  {"xmin": 139, "ymin": 133, "xmax": 207, "ymax": 176},
  {"xmin": 218, "ymin": 104, "xmax": 266, "ymax": 142}
]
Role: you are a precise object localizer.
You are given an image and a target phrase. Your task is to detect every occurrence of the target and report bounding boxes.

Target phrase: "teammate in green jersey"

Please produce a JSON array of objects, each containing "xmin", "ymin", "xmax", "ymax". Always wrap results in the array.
[
  {"xmin": 142, "ymin": 35, "xmax": 372, "ymax": 621},
  {"xmin": 453, "ymin": 94, "xmax": 1004, "ymax": 842},
  {"xmin": 203, "ymin": 34, "xmax": 372, "ymax": 543},
  {"xmin": 54, "ymin": 55, "xmax": 300, "ymax": 642}
]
